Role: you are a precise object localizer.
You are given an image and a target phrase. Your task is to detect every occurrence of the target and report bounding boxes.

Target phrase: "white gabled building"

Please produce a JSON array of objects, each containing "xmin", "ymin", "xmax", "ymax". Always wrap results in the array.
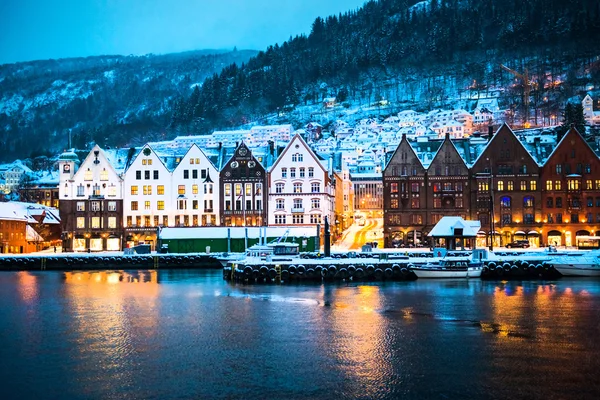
[
  {"xmin": 122, "ymin": 145, "xmax": 171, "ymax": 248},
  {"xmin": 171, "ymin": 144, "xmax": 220, "ymax": 228},
  {"xmin": 58, "ymin": 145, "xmax": 124, "ymax": 252},
  {"xmin": 583, "ymin": 94, "xmax": 600, "ymax": 126},
  {"xmin": 268, "ymin": 134, "xmax": 334, "ymax": 228}
]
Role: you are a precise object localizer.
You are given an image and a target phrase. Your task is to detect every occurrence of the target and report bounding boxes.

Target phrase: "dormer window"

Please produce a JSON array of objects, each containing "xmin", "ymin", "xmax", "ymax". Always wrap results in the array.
[
  {"xmin": 100, "ymin": 169, "xmax": 108, "ymax": 181},
  {"xmin": 84, "ymin": 169, "xmax": 92, "ymax": 181}
]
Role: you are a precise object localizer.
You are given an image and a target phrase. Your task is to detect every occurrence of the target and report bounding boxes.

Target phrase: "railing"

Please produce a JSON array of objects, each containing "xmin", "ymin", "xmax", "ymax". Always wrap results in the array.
[{"xmin": 291, "ymin": 207, "xmax": 305, "ymax": 213}]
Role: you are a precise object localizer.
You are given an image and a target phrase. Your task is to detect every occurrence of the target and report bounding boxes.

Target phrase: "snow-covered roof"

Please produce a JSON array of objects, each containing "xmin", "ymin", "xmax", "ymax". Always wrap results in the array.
[{"xmin": 428, "ymin": 217, "xmax": 481, "ymax": 238}]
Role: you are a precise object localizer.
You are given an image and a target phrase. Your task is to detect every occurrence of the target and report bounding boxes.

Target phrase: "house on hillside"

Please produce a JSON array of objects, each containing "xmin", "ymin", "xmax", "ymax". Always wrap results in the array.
[{"xmin": 582, "ymin": 94, "xmax": 600, "ymax": 126}]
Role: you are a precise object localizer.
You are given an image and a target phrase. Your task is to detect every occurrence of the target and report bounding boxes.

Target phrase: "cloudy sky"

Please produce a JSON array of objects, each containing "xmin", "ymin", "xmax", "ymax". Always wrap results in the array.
[{"xmin": 0, "ymin": 0, "xmax": 367, "ymax": 64}]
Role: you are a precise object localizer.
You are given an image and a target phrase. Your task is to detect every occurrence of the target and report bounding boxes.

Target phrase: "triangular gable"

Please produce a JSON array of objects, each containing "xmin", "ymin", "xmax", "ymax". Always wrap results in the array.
[
  {"xmin": 172, "ymin": 143, "xmax": 218, "ymax": 173},
  {"xmin": 383, "ymin": 134, "xmax": 425, "ymax": 173},
  {"xmin": 220, "ymin": 141, "xmax": 264, "ymax": 172},
  {"xmin": 268, "ymin": 133, "xmax": 327, "ymax": 174},
  {"xmin": 427, "ymin": 134, "xmax": 468, "ymax": 173},
  {"xmin": 544, "ymin": 127, "xmax": 599, "ymax": 166},
  {"xmin": 74, "ymin": 145, "xmax": 122, "ymax": 181},
  {"xmin": 471, "ymin": 123, "xmax": 539, "ymax": 169},
  {"xmin": 124, "ymin": 144, "xmax": 171, "ymax": 174}
]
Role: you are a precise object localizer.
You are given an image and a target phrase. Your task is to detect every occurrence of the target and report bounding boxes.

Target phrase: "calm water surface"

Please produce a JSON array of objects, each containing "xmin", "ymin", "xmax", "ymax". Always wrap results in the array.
[{"xmin": 1, "ymin": 270, "xmax": 600, "ymax": 400}]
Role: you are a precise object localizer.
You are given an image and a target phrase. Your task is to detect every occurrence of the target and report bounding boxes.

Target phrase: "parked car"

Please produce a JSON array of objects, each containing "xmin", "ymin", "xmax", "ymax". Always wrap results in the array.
[{"xmin": 506, "ymin": 240, "xmax": 530, "ymax": 248}]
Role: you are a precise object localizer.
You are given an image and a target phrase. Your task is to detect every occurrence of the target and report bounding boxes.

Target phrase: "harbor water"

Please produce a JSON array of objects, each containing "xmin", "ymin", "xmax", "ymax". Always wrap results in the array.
[{"xmin": 1, "ymin": 270, "xmax": 600, "ymax": 399}]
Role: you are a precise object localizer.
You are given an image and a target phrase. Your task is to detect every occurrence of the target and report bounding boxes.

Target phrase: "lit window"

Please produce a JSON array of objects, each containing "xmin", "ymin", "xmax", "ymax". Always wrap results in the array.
[
  {"xmin": 178, "ymin": 185, "xmax": 185, "ymax": 195},
  {"xmin": 192, "ymin": 184, "xmax": 198, "ymax": 194},
  {"xmin": 157, "ymin": 201, "xmax": 165, "ymax": 210},
  {"xmin": 76, "ymin": 202, "xmax": 85, "ymax": 211},
  {"xmin": 225, "ymin": 184, "xmax": 231, "ymax": 196},
  {"xmin": 108, "ymin": 201, "xmax": 116, "ymax": 211},
  {"xmin": 76, "ymin": 217, "xmax": 85, "ymax": 229},
  {"xmin": 157, "ymin": 185, "xmax": 164, "ymax": 195},
  {"xmin": 84, "ymin": 169, "xmax": 92, "ymax": 181},
  {"xmin": 145, "ymin": 201, "xmax": 151, "ymax": 210},
  {"xmin": 131, "ymin": 201, "xmax": 138, "ymax": 211},
  {"xmin": 100, "ymin": 169, "xmax": 108, "ymax": 181},
  {"xmin": 91, "ymin": 217, "xmax": 100, "ymax": 229},
  {"xmin": 546, "ymin": 180, "xmax": 553, "ymax": 191},
  {"xmin": 131, "ymin": 186, "xmax": 138, "ymax": 195},
  {"xmin": 108, "ymin": 217, "xmax": 116, "ymax": 229}
]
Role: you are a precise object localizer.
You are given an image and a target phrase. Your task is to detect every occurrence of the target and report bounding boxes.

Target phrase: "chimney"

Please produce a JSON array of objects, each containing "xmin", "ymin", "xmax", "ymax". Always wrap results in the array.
[
  {"xmin": 218, "ymin": 142, "xmax": 222, "ymax": 150},
  {"xmin": 445, "ymin": 132, "xmax": 450, "ymax": 140},
  {"xmin": 268, "ymin": 140, "xmax": 274, "ymax": 156}
]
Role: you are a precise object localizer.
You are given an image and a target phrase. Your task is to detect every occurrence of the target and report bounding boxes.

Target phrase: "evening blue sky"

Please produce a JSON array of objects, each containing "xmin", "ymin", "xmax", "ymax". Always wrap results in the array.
[{"xmin": 0, "ymin": 0, "xmax": 367, "ymax": 64}]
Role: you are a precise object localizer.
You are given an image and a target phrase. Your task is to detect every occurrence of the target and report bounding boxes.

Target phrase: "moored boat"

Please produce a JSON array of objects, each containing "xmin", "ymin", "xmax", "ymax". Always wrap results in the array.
[
  {"xmin": 549, "ymin": 251, "xmax": 600, "ymax": 277},
  {"xmin": 410, "ymin": 259, "xmax": 482, "ymax": 279}
]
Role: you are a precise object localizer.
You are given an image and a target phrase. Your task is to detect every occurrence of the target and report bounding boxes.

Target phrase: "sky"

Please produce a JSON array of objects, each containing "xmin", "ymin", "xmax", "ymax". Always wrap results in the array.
[{"xmin": 0, "ymin": 0, "xmax": 367, "ymax": 64}]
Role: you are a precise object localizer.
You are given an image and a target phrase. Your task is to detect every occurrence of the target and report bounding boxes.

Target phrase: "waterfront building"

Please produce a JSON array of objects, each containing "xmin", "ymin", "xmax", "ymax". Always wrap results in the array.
[
  {"xmin": 19, "ymin": 171, "xmax": 60, "ymax": 208},
  {"xmin": 58, "ymin": 146, "xmax": 124, "ymax": 252},
  {"xmin": 383, "ymin": 134, "xmax": 427, "ymax": 247},
  {"xmin": 220, "ymin": 142, "xmax": 268, "ymax": 227},
  {"xmin": 268, "ymin": 133, "xmax": 334, "ymax": 228},
  {"xmin": 540, "ymin": 127, "xmax": 600, "ymax": 247}
]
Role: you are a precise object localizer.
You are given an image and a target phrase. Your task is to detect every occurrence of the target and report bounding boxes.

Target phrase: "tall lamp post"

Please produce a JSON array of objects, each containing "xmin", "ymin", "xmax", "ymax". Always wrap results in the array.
[{"xmin": 487, "ymin": 157, "xmax": 495, "ymax": 251}]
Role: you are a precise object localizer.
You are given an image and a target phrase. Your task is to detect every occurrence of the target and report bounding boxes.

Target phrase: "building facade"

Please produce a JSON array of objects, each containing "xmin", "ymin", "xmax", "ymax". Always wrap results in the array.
[
  {"xmin": 268, "ymin": 134, "xmax": 334, "ymax": 228},
  {"xmin": 220, "ymin": 142, "xmax": 268, "ymax": 227},
  {"xmin": 58, "ymin": 147, "xmax": 124, "ymax": 252}
]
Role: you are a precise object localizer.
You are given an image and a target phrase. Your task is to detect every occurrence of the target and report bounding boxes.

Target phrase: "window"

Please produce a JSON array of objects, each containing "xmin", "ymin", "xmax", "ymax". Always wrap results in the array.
[
  {"xmin": 144, "ymin": 171, "xmax": 149, "ymax": 180},
  {"xmin": 131, "ymin": 186, "xmax": 138, "ymax": 195},
  {"xmin": 275, "ymin": 183, "xmax": 284, "ymax": 194},
  {"xmin": 290, "ymin": 168, "xmax": 296, "ymax": 178},
  {"xmin": 311, "ymin": 198, "xmax": 320, "ymax": 209},
  {"xmin": 225, "ymin": 184, "xmax": 231, "ymax": 196},
  {"xmin": 596, "ymin": 197, "xmax": 600, "ymax": 207},
  {"xmin": 256, "ymin": 199, "xmax": 262, "ymax": 211},
  {"xmin": 205, "ymin": 199, "xmax": 214, "ymax": 211},
  {"xmin": 391, "ymin": 183, "xmax": 398, "ymax": 193},
  {"xmin": 556, "ymin": 181, "xmax": 562, "ymax": 190},
  {"xmin": 456, "ymin": 182, "xmax": 464, "ymax": 192},
  {"xmin": 456, "ymin": 198, "xmax": 463, "ymax": 208},
  {"xmin": 294, "ymin": 183, "xmax": 302, "ymax": 193},
  {"xmin": 154, "ymin": 170, "xmax": 159, "ymax": 180},
  {"xmin": 246, "ymin": 199, "xmax": 252, "ymax": 210},
  {"xmin": 108, "ymin": 186, "xmax": 117, "ymax": 197},
  {"xmin": 192, "ymin": 170, "xmax": 198, "ymax": 179},
  {"xmin": 292, "ymin": 153, "xmax": 304, "ymax": 162},
  {"xmin": 145, "ymin": 201, "xmax": 151, "ymax": 210},
  {"xmin": 411, "ymin": 198, "xmax": 420, "ymax": 208},
  {"xmin": 100, "ymin": 169, "xmax": 108, "ymax": 181},
  {"xmin": 91, "ymin": 217, "xmax": 100, "ymax": 229},
  {"xmin": 556, "ymin": 197, "xmax": 563, "ymax": 208},
  {"xmin": 256, "ymin": 184, "xmax": 262, "ymax": 195},
  {"xmin": 235, "ymin": 184, "xmax": 242, "ymax": 196},
  {"xmin": 497, "ymin": 181, "xmax": 504, "ymax": 191},
  {"xmin": 184, "ymin": 170, "xmax": 189, "ymax": 179},
  {"xmin": 143, "ymin": 185, "xmax": 152, "ymax": 195},
  {"xmin": 478, "ymin": 181, "xmax": 489, "ymax": 191},
  {"xmin": 163, "ymin": 216, "xmax": 168, "ymax": 226},
  {"xmin": 309, "ymin": 182, "xmax": 321, "ymax": 193},
  {"xmin": 588, "ymin": 197, "xmax": 594, "ymax": 207},
  {"xmin": 92, "ymin": 184, "xmax": 101, "ymax": 196},
  {"xmin": 178, "ymin": 199, "xmax": 187, "ymax": 210},
  {"xmin": 275, "ymin": 215, "xmax": 286, "ymax": 224},
  {"xmin": 530, "ymin": 181, "xmax": 537, "ymax": 191},
  {"xmin": 433, "ymin": 198, "xmax": 442, "ymax": 208},
  {"xmin": 502, "ymin": 214, "xmax": 512, "ymax": 224},
  {"xmin": 292, "ymin": 214, "xmax": 304, "ymax": 224},
  {"xmin": 225, "ymin": 200, "xmax": 231, "ymax": 211},
  {"xmin": 308, "ymin": 168, "xmax": 314, "ymax": 178},
  {"xmin": 76, "ymin": 217, "xmax": 85, "ymax": 229},
  {"xmin": 547, "ymin": 197, "xmax": 553, "ymax": 208},
  {"xmin": 131, "ymin": 201, "xmax": 138, "ymax": 211},
  {"xmin": 157, "ymin": 185, "xmax": 164, "ymax": 195},
  {"xmin": 546, "ymin": 181, "xmax": 553, "ymax": 191},
  {"xmin": 108, "ymin": 201, "xmax": 116, "ymax": 211},
  {"xmin": 585, "ymin": 164, "xmax": 591, "ymax": 174},
  {"xmin": 193, "ymin": 200, "xmax": 198, "ymax": 210},
  {"xmin": 245, "ymin": 184, "xmax": 252, "ymax": 196},
  {"xmin": 586, "ymin": 180, "xmax": 593, "ymax": 190},
  {"xmin": 157, "ymin": 201, "xmax": 164, "ymax": 210},
  {"xmin": 178, "ymin": 185, "xmax": 185, "ymax": 195},
  {"xmin": 91, "ymin": 201, "xmax": 100, "ymax": 211},
  {"xmin": 190, "ymin": 158, "xmax": 194, "ymax": 164},
  {"xmin": 77, "ymin": 202, "xmax": 85, "ymax": 211},
  {"xmin": 300, "ymin": 168, "xmax": 305, "ymax": 178},
  {"xmin": 556, "ymin": 164, "xmax": 562, "ymax": 174},
  {"xmin": 524, "ymin": 196, "xmax": 534, "ymax": 208},
  {"xmin": 568, "ymin": 179, "xmax": 580, "ymax": 191},
  {"xmin": 77, "ymin": 184, "xmax": 85, "ymax": 197},
  {"xmin": 390, "ymin": 198, "xmax": 399, "ymax": 209},
  {"xmin": 556, "ymin": 213, "xmax": 563, "ymax": 223},
  {"xmin": 85, "ymin": 169, "xmax": 93, "ymax": 181},
  {"xmin": 192, "ymin": 184, "xmax": 198, "ymax": 194},
  {"xmin": 281, "ymin": 168, "xmax": 287, "ymax": 178},
  {"xmin": 310, "ymin": 215, "xmax": 322, "ymax": 224},
  {"xmin": 276, "ymin": 199, "xmax": 285, "ymax": 210},
  {"xmin": 293, "ymin": 199, "xmax": 303, "ymax": 210},
  {"xmin": 411, "ymin": 215, "xmax": 423, "ymax": 225},
  {"xmin": 500, "ymin": 197, "xmax": 511, "ymax": 208},
  {"xmin": 108, "ymin": 217, "xmax": 116, "ymax": 229},
  {"xmin": 411, "ymin": 183, "xmax": 420, "ymax": 193}
]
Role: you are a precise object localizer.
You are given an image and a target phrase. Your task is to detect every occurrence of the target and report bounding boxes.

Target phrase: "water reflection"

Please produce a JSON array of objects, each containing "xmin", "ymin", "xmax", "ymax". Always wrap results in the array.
[{"xmin": 16, "ymin": 271, "xmax": 39, "ymax": 304}]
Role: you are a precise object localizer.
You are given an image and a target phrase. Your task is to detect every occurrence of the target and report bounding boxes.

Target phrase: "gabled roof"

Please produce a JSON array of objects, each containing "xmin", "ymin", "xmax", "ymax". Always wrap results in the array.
[
  {"xmin": 472, "ymin": 123, "xmax": 540, "ymax": 168},
  {"xmin": 428, "ymin": 217, "xmax": 481, "ymax": 238},
  {"xmin": 269, "ymin": 133, "xmax": 327, "ymax": 173},
  {"xmin": 384, "ymin": 134, "xmax": 426, "ymax": 171},
  {"xmin": 124, "ymin": 144, "xmax": 171, "ymax": 174},
  {"xmin": 172, "ymin": 143, "xmax": 218, "ymax": 172},
  {"xmin": 426, "ymin": 134, "xmax": 468, "ymax": 172},
  {"xmin": 544, "ymin": 127, "xmax": 599, "ymax": 165},
  {"xmin": 75, "ymin": 145, "xmax": 123, "ymax": 180}
]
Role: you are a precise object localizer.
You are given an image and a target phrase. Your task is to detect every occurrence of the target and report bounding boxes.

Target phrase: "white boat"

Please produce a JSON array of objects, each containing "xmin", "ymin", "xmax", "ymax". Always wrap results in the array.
[
  {"xmin": 217, "ymin": 242, "xmax": 300, "ymax": 266},
  {"xmin": 549, "ymin": 251, "xmax": 600, "ymax": 277},
  {"xmin": 411, "ymin": 259, "xmax": 482, "ymax": 279}
]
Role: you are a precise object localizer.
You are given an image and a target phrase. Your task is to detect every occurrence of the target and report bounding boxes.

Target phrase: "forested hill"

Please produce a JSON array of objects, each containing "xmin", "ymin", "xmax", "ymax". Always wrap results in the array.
[
  {"xmin": 0, "ymin": 49, "xmax": 257, "ymax": 160},
  {"xmin": 173, "ymin": 0, "xmax": 600, "ymax": 130}
]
